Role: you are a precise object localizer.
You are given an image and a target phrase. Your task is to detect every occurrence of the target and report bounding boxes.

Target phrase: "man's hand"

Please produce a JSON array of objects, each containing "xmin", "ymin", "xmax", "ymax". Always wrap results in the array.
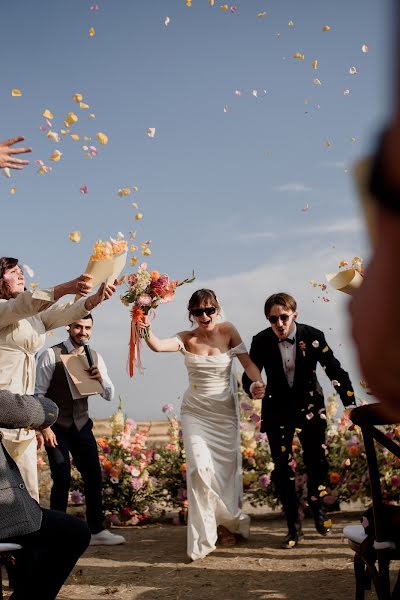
[
  {"xmin": 0, "ymin": 136, "xmax": 32, "ymax": 169},
  {"xmin": 36, "ymin": 431, "xmax": 44, "ymax": 451},
  {"xmin": 42, "ymin": 427, "xmax": 58, "ymax": 448},
  {"xmin": 250, "ymin": 381, "xmax": 266, "ymax": 400},
  {"xmin": 87, "ymin": 365, "xmax": 103, "ymax": 384}
]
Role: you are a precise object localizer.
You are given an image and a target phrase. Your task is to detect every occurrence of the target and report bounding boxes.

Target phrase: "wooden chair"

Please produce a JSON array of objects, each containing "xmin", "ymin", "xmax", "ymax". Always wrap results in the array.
[
  {"xmin": 0, "ymin": 543, "xmax": 22, "ymax": 600},
  {"xmin": 343, "ymin": 404, "xmax": 400, "ymax": 600}
]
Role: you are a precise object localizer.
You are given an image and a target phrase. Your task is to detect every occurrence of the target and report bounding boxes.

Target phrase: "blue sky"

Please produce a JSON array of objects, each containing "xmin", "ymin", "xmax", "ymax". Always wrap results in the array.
[{"xmin": 1, "ymin": 0, "xmax": 394, "ymax": 419}]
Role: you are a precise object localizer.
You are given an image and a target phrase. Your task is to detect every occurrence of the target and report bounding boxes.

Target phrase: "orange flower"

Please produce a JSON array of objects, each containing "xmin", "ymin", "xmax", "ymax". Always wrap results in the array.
[
  {"xmin": 244, "ymin": 448, "xmax": 255, "ymax": 457},
  {"xmin": 329, "ymin": 472, "xmax": 341, "ymax": 484},
  {"xmin": 349, "ymin": 446, "xmax": 359, "ymax": 457},
  {"xmin": 110, "ymin": 467, "xmax": 120, "ymax": 478},
  {"xmin": 103, "ymin": 460, "xmax": 113, "ymax": 472},
  {"xmin": 180, "ymin": 463, "xmax": 187, "ymax": 474},
  {"xmin": 131, "ymin": 305, "xmax": 144, "ymax": 323},
  {"xmin": 96, "ymin": 437, "xmax": 108, "ymax": 448},
  {"xmin": 150, "ymin": 271, "xmax": 160, "ymax": 281}
]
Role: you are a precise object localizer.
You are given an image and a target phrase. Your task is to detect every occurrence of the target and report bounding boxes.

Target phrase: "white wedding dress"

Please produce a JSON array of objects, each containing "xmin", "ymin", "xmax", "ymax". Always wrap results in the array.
[{"xmin": 176, "ymin": 337, "xmax": 250, "ymax": 561}]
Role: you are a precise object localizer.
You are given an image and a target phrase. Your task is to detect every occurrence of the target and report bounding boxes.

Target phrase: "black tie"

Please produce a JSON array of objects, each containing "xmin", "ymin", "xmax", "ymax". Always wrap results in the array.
[{"xmin": 279, "ymin": 337, "xmax": 295, "ymax": 345}]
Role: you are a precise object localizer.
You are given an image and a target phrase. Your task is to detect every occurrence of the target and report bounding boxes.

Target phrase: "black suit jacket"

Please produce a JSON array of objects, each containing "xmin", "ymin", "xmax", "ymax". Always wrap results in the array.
[{"xmin": 242, "ymin": 322, "xmax": 354, "ymax": 429}]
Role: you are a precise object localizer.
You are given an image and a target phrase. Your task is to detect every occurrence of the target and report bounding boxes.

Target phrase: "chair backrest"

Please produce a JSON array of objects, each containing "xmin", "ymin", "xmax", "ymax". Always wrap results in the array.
[{"xmin": 352, "ymin": 404, "xmax": 400, "ymax": 545}]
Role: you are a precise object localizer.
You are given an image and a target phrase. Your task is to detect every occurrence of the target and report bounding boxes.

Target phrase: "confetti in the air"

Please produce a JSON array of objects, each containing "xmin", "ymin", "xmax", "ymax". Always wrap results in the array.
[
  {"xmin": 147, "ymin": 128, "xmax": 156, "ymax": 138},
  {"xmin": 164, "ymin": 16, "xmax": 170, "ymax": 26},
  {"xmin": 135, "ymin": 213, "xmax": 143, "ymax": 220},
  {"xmin": 42, "ymin": 109, "xmax": 54, "ymax": 120},
  {"xmin": 80, "ymin": 185, "xmax": 88, "ymax": 194},
  {"xmin": 50, "ymin": 150, "xmax": 62, "ymax": 162},
  {"xmin": 11, "ymin": 89, "xmax": 22, "ymax": 97},
  {"xmin": 349, "ymin": 66, "xmax": 357, "ymax": 75},
  {"xmin": 96, "ymin": 132, "xmax": 108, "ymax": 145},
  {"xmin": 293, "ymin": 52, "xmax": 305, "ymax": 61},
  {"xmin": 89, "ymin": 27, "xmax": 96, "ymax": 37},
  {"xmin": 312, "ymin": 60, "xmax": 318, "ymax": 70},
  {"xmin": 361, "ymin": 44, "xmax": 369, "ymax": 53},
  {"xmin": 69, "ymin": 231, "xmax": 81, "ymax": 243},
  {"xmin": 10, "ymin": 186, "xmax": 16, "ymax": 194},
  {"xmin": 313, "ymin": 78, "xmax": 322, "ymax": 86},
  {"xmin": 322, "ymin": 25, "xmax": 331, "ymax": 32}
]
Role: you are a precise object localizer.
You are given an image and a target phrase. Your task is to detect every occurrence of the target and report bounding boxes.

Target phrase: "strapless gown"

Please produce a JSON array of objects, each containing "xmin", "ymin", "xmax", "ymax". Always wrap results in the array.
[{"xmin": 176, "ymin": 338, "xmax": 250, "ymax": 560}]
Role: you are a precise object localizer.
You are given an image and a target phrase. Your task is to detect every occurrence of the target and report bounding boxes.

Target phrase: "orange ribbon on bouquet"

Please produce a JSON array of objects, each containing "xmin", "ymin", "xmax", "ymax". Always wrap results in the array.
[{"xmin": 129, "ymin": 306, "xmax": 145, "ymax": 377}]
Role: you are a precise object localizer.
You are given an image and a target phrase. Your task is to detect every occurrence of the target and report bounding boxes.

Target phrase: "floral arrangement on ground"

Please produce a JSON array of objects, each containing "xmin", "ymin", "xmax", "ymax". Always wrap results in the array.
[{"xmin": 63, "ymin": 393, "xmax": 400, "ymax": 526}]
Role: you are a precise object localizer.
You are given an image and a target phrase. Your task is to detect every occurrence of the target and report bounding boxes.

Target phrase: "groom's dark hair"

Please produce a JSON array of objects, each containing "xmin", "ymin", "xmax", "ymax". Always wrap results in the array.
[{"xmin": 264, "ymin": 293, "xmax": 297, "ymax": 318}]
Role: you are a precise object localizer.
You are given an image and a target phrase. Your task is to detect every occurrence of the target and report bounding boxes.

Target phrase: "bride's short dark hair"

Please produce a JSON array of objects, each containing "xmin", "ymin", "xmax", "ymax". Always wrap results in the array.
[{"xmin": 187, "ymin": 289, "xmax": 220, "ymax": 323}]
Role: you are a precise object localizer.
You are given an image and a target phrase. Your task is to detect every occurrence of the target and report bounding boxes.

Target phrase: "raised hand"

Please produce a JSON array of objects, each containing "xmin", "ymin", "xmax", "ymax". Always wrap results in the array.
[{"xmin": 0, "ymin": 136, "xmax": 32, "ymax": 169}]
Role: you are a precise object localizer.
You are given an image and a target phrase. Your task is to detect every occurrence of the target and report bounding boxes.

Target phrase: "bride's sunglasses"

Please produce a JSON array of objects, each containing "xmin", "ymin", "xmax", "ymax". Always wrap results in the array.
[{"xmin": 191, "ymin": 307, "xmax": 217, "ymax": 317}]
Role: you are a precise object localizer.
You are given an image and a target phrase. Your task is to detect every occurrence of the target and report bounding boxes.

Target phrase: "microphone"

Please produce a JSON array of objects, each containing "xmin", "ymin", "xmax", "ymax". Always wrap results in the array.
[{"xmin": 83, "ymin": 341, "xmax": 95, "ymax": 368}]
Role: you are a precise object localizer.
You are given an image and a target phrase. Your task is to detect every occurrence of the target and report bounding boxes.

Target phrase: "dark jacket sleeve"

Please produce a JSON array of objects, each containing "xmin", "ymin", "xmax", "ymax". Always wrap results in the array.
[
  {"xmin": 0, "ymin": 390, "xmax": 58, "ymax": 430},
  {"xmin": 317, "ymin": 332, "xmax": 355, "ymax": 407},
  {"xmin": 242, "ymin": 333, "xmax": 265, "ymax": 395}
]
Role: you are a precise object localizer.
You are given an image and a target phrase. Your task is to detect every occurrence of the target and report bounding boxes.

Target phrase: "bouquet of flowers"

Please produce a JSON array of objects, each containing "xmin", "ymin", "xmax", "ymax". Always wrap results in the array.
[{"xmin": 121, "ymin": 263, "xmax": 195, "ymax": 376}]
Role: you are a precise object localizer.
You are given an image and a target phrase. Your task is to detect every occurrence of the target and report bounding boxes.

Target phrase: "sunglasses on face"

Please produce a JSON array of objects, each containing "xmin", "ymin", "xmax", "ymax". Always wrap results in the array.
[
  {"xmin": 191, "ymin": 307, "xmax": 217, "ymax": 317},
  {"xmin": 268, "ymin": 313, "xmax": 293, "ymax": 324}
]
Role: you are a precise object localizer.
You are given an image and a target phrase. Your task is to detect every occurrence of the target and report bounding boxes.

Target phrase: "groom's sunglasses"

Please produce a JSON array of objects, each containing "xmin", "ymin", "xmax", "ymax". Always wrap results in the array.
[
  {"xmin": 191, "ymin": 307, "xmax": 217, "ymax": 317},
  {"xmin": 268, "ymin": 313, "xmax": 293, "ymax": 324}
]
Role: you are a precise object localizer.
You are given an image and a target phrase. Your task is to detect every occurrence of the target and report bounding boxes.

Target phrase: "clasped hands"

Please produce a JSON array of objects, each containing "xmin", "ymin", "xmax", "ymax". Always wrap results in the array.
[{"xmin": 250, "ymin": 381, "xmax": 266, "ymax": 399}]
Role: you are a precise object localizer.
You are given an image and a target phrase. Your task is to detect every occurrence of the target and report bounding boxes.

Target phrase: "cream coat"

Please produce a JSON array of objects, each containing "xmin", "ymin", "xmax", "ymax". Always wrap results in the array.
[{"xmin": 0, "ymin": 288, "xmax": 89, "ymax": 499}]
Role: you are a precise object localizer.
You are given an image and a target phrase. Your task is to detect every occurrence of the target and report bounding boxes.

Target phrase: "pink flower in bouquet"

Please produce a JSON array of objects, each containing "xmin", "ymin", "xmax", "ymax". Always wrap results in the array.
[
  {"xmin": 162, "ymin": 403, "xmax": 174, "ymax": 414},
  {"xmin": 255, "ymin": 432, "xmax": 268, "ymax": 443},
  {"xmin": 136, "ymin": 293, "xmax": 152, "ymax": 307},
  {"xmin": 250, "ymin": 413, "xmax": 261, "ymax": 424},
  {"xmin": 132, "ymin": 477, "xmax": 144, "ymax": 490},
  {"xmin": 128, "ymin": 274, "xmax": 138, "ymax": 287},
  {"xmin": 259, "ymin": 474, "xmax": 271, "ymax": 488}
]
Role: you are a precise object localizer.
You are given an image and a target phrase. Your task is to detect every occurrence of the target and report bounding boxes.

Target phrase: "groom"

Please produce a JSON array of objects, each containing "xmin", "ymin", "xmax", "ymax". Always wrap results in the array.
[{"xmin": 243, "ymin": 292, "xmax": 355, "ymax": 548}]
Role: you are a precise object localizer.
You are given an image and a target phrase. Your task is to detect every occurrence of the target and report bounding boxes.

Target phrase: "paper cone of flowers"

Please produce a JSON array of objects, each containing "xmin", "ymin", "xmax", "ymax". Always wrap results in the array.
[{"xmin": 326, "ymin": 269, "xmax": 363, "ymax": 296}]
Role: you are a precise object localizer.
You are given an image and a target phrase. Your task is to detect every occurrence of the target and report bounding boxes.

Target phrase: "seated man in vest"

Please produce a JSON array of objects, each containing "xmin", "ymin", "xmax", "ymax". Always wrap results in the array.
[{"xmin": 35, "ymin": 314, "xmax": 125, "ymax": 546}]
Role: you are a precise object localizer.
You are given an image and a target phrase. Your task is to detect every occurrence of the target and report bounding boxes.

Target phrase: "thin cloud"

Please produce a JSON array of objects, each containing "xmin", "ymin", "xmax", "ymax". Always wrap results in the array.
[
  {"xmin": 297, "ymin": 217, "xmax": 363, "ymax": 236},
  {"xmin": 273, "ymin": 181, "xmax": 312, "ymax": 193}
]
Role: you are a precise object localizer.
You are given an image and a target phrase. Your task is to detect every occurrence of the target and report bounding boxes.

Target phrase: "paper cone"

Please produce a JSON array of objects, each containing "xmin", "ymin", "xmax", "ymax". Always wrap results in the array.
[
  {"xmin": 75, "ymin": 251, "xmax": 127, "ymax": 301},
  {"xmin": 326, "ymin": 269, "xmax": 364, "ymax": 296}
]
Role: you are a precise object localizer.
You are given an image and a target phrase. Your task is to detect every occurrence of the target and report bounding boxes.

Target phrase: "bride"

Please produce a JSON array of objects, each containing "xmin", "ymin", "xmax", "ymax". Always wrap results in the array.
[{"xmin": 143, "ymin": 288, "xmax": 265, "ymax": 560}]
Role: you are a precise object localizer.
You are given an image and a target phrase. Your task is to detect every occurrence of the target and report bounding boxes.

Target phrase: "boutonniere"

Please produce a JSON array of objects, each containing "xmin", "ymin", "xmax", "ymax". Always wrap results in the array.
[{"xmin": 299, "ymin": 341, "xmax": 306, "ymax": 357}]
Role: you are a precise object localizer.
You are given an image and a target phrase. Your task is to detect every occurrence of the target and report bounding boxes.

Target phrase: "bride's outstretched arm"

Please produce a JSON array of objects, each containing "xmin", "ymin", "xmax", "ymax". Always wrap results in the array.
[
  {"xmin": 141, "ymin": 320, "xmax": 182, "ymax": 352},
  {"xmin": 228, "ymin": 323, "xmax": 265, "ymax": 398}
]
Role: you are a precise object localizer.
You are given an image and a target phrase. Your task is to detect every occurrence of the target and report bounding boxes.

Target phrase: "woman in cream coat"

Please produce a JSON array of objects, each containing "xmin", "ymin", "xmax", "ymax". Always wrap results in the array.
[{"xmin": 0, "ymin": 256, "xmax": 116, "ymax": 501}]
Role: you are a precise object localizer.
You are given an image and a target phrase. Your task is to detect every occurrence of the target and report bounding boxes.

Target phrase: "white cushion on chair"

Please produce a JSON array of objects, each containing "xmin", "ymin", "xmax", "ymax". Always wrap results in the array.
[
  {"xmin": 0, "ymin": 543, "xmax": 22, "ymax": 552},
  {"xmin": 343, "ymin": 524, "xmax": 368, "ymax": 544}
]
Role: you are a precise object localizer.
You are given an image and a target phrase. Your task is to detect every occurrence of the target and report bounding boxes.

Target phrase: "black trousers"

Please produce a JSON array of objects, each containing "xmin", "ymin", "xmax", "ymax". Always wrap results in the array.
[
  {"xmin": 266, "ymin": 416, "xmax": 328, "ymax": 532},
  {"xmin": 45, "ymin": 419, "xmax": 104, "ymax": 533},
  {"xmin": 2, "ymin": 508, "xmax": 90, "ymax": 600}
]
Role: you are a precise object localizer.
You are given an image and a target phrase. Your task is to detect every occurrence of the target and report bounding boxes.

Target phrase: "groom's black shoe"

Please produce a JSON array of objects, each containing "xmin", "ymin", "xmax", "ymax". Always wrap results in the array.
[
  {"xmin": 282, "ymin": 528, "xmax": 304, "ymax": 549},
  {"xmin": 313, "ymin": 508, "xmax": 331, "ymax": 536}
]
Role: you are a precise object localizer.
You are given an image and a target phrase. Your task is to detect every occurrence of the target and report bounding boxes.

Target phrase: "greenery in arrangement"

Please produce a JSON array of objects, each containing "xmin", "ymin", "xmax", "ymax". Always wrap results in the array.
[{"xmin": 67, "ymin": 393, "xmax": 400, "ymax": 525}]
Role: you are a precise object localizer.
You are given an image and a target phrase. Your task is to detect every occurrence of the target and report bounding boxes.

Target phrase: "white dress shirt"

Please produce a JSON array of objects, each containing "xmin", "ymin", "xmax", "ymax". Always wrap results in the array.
[
  {"xmin": 35, "ymin": 338, "xmax": 114, "ymax": 401},
  {"xmin": 278, "ymin": 323, "xmax": 297, "ymax": 387}
]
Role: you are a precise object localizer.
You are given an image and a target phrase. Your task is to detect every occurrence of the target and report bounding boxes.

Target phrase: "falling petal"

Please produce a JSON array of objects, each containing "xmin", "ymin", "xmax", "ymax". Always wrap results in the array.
[
  {"xmin": 313, "ymin": 78, "xmax": 321, "ymax": 86},
  {"xmin": 351, "ymin": 137, "xmax": 356, "ymax": 143},
  {"xmin": 71, "ymin": 134, "xmax": 80, "ymax": 141},
  {"xmin": 10, "ymin": 186, "xmax": 16, "ymax": 194},
  {"xmin": 257, "ymin": 11, "xmax": 267, "ymax": 18},
  {"xmin": 312, "ymin": 59, "xmax": 318, "ymax": 70},
  {"xmin": 73, "ymin": 93, "xmax": 83, "ymax": 103},
  {"xmin": 130, "ymin": 244, "xmax": 137, "ymax": 252},
  {"xmin": 118, "ymin": 187, "xmax": 131, "ymax": 197},
  {"xmin": 47, "ymin": 131, "xmax": 60, "ymax": 142},
  {"xmin": 141, "ymin": 248, "xmax": 152, "ymax": 256},
  {"xmin": 42, "ymin": 109, "xmax": 54, "ymax": 119},
  {"xmin": 221, "ymin": 4, "xmax": 229, "ymax": 11},
  {"xmin": 209, "ymin": 0, "xmax": 215, "ymax": 5},
  {"xmin": 164, "ymin": 16, "xmax": 170, "ymax": 26},
  {"xmin": 50, "ymin": 149, "xmax": 62, "ymax": 162},
  {"xmin": 147, "ymin": 127, "xmax": 156, "ymax": 138},
  {"xmin": 223, "ymin": 104, "xmax": 229, "ymax": 113},
  {"xmin": 234, "ymin": 89, "xmax": 241, "ymax": 96},
  {"xmin": 134, "ymin": 213, "xmax": 143, "ymax": 220},
  {"xmin": 301, "ymin": 203, "xmax": 310, "ymax": 212},
  {"xmin": 80, "ymin": 185, "xmax": 88, "ymax": 194},
  {"xmin": 89, "ymin": 27, "xmax": 95, "ymax": 37},
  {"xmin": 322, "ymin": 25, "xmax": 331, "ymax": 32},
  {"xmin": 79, "ymin": 102, "xmax": 90, "ymax": 109},
  {"xmin": 65, "ymin": 112, "xmax": 78, "ymax": 126},
  {"xmin": 343, "ymin": 89, "xmax": 350, "ymax": 96},
  {"xmin": 130, "ymin": 256, "xmax": 138, "ymax": 266},
  {"xmin": 22, "ymin": 264, "xmax": 34, "ymax": 277},
  {"xmin": 288, "ymin": 20, "xmax": 294, "ymax": 26},
  {"xmin": 96, "ymin": 132, "xmax": 108, "ymax": 145},
  {"xmin": 185, "ymin": 0, "xmax": 191, "ymax": 6},
  {"xmin": 349, "ymin": 66, "xmax": 357, "ymax": 75},
  {"xmin": 361, "ymin": 44, "xmax": 369, "ymax": 53},
  {"xmin": 69, "ymin": 231, "xmax": 81, "ymax": 243},
  {"xmin": 293, "ymin": 52, "xmax": 305, "ymax": 60},
  {"xmin": 11, "ymin": 89, "xmax": 22, "ymax": 97},
  {"xmin": 89, "ymin": 113, "xmax": 96, "ymax": 119},
  {"xmin": 29, "ymin": 283, "xmax": 38, "ymax": 289}
]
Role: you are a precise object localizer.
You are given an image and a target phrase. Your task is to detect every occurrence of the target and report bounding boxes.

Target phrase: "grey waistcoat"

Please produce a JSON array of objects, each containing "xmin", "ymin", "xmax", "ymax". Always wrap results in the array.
[{"xmin": 46, "ymin": 343, "xmax": 98, "ymax": 431}]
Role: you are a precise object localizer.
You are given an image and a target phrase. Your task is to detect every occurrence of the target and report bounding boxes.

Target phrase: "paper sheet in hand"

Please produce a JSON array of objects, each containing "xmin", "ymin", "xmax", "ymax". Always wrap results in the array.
[{"xmin": 60, "ymin": 354, "xmax": 103, "ymax": 396}]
